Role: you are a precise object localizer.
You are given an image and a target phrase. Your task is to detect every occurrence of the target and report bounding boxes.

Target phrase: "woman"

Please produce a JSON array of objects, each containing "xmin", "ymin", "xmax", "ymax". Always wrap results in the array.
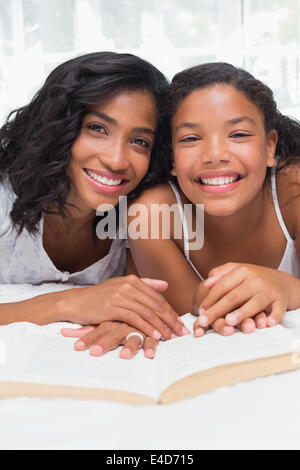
[{"xmin": 0, "ymin": 52, "xmax": 187, "ymax": 358}]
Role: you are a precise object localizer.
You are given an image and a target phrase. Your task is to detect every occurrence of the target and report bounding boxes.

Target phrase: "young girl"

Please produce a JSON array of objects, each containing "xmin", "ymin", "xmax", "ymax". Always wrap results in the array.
[
  {"xmin": 127, "ymin": 62, "xmax": 300, "ymax": 338},
  {"xmin": 0, "ymin": 52, "xmax": 188, "ymax": 359}
]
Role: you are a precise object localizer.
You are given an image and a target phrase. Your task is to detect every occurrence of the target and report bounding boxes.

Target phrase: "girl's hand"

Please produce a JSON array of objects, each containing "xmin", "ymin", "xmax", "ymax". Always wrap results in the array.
[
  {"xmin": 193, "ymin": 264, "xmax": 269, "ymax": 336},
  {"xmin": 61, "ymin": 322, "xmax": 158, "ymax": 360},
  {"xmin": 194, "ymin": 263, "xmax": 296, "ymax": 332},
  {"xmin": 58, "ymin": 275, "xmax": 189, "ymax": 341}
]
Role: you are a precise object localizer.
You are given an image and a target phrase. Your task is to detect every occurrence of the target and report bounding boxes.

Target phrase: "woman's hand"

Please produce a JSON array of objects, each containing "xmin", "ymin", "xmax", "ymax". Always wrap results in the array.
[
  {"xmin": 193, "ymin": 263, "xmax": 300, "ymax": 336},
  {"xmin": 61, "ymin": 321, "xmax": 159, "ymax": 360},
  {"xmin": 58, "ymin": 275, "xmax": 189, "ymax": 341}
]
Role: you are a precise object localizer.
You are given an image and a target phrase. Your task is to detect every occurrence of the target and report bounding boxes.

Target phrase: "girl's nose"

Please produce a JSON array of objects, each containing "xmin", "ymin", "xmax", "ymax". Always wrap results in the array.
[{"xmin": 201, "ymin": 138, "xmax": 231, "ymax": 164}]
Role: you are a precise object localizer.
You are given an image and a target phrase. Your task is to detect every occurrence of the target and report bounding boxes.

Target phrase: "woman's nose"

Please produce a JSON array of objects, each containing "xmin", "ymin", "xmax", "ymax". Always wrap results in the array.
[{"xmin": 100, "ymin": 140, "xmax": 130, "ymax": 172}]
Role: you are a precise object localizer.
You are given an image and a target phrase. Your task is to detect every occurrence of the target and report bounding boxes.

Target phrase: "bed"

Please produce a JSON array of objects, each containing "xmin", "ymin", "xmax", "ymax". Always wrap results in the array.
[{"xmin": 0, "ymin": 284, "xmax": 299, "ymax": 450}]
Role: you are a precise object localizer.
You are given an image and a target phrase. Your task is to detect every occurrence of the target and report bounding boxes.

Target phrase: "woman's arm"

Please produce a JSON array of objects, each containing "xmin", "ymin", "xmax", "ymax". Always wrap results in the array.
[{"xmin": 0, "ymin": 275, "xmax": 187, "ymax": 339}]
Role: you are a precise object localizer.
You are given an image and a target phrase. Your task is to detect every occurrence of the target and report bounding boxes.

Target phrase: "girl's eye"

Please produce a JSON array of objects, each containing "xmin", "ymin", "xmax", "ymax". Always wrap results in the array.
[
  {"xmin": 180, "ymin": 136, "xmax": 200, "ymax": 143},
  {"xmin": 231, "ymin": 132, "xmax": 253, "ymax": 138},
  {"xmin": 131, "ymin": 137, "xmax": 150, "ymax": 148},
  {"xmin": 86, "ymin": 123, "xmax": 107, "ymax": 134}
]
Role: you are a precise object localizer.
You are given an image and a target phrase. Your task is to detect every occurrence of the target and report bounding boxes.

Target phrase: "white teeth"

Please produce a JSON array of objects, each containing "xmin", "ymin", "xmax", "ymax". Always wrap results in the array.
[
  {"xmin": 86, "ymin": 170, "xmax": 122, "ymax": 186},
  {"xmin": 200, "ymin": 176, "xmax": 239, "ymax": 185}
]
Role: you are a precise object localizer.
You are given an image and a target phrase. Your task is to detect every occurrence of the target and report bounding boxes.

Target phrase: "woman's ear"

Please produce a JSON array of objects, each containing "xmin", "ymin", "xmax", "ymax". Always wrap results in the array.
[
  {"xmin": 266, "ymin": 129, "xmax": 278, "ymax": 168},
  {"xmin": 170, "ymin": 151, "xmax": 176, "ymax": 176}
]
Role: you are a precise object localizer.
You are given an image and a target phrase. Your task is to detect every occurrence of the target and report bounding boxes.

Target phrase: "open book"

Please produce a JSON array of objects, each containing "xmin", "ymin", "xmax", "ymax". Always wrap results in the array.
[{"xmin": 0, "ymin": 284, "xmax": 300, "ymax": 405}]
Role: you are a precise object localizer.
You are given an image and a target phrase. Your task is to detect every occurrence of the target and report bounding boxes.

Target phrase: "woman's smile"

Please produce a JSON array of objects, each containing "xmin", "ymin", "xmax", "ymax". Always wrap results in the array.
[
  {"xmin": 83, "ymin": 168, "xmax": 129, "ymax": 194},
  {"xmin": 68, "ymin": 89, "xmax": 157, "ymax": 213}
]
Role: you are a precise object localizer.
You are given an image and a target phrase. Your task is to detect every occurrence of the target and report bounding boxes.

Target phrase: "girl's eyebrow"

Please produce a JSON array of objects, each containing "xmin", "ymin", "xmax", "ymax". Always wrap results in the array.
[
  {"xmin": 227, "ymin": 116, "xmax": 257, "ymax": 126},
  {"xmin": 175, "ymin": 122, "xmax": 200, "ymax": 133},
  {"xmin": 88, "ymin": 111, "xmax": 155, "ymax": 135}
]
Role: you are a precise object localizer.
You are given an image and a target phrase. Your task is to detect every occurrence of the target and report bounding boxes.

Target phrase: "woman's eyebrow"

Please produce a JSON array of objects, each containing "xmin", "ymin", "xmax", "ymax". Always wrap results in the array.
[
  {"xmin": 227, "ymin": 116, "xmax": 257, "ymax": 126},
  {"xmin": 89, "ymin": 111, "xmax": 117, "ymax": 125},
  {"xmin": 88, "ymin": 111, "xmax": 155, "ymax": 135}
]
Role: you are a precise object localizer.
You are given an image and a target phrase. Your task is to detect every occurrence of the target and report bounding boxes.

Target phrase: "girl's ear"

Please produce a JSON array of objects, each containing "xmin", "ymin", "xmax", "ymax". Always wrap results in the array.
[
  {"xmin": 266, "ymin": 129, "xmax": 278, "ymax": 168},
  {"xmin": 171, "ymin": 166, "xmax": 177, "ymax": 176}
]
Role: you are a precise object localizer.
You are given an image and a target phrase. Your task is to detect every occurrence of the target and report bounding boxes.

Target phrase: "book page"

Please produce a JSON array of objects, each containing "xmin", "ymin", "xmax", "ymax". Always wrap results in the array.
[
  {"xmin": 0, "ymin": 321, "xmax": 159, "ymax": 400},
  {"xmin": 153, "ymin": 313, "xmax": 300, "ymax": 396}
]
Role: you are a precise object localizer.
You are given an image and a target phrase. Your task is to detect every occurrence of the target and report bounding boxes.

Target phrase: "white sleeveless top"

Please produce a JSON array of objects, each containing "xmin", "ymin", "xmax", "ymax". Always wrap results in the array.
[
  {"xmin": 169, "ymin": 167, "xmax": 300, "ymax": 280},
  {"xmin": 0, "ymin": 176, "xmax": 127, "ymax": 284}
]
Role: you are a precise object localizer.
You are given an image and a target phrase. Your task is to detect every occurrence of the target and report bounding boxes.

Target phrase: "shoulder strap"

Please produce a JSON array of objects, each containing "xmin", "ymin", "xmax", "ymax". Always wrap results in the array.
[{"xmin": 271, "ymin": 166, "xmax": 293, "ymax": 243}]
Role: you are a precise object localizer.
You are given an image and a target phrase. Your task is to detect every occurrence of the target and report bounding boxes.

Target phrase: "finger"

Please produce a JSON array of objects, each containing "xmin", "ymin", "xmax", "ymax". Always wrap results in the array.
[
  {"xmin": 193, "ymin": 318, "xmax": 208, "ymax": 338},
  {"xmin": 61, "ymin": 326, "xmax": 95, "ymax": 338},
  {"xmin": 225, "ymin": 294, "xmax": 276, "ymax": 327},
  {"xmin": 254, "ymin": 312, "xmax": 268, "ymax": 329},
  {"xmin": 90, "ymin": 328, "xmax": 128, "ymax": 357},
  {"xmin": 115, "ymin": 296, "xmax": 171, "ymax": 340},
  {"xmin": 239, "ymin": 318, "xmax": 256, "ymax": 334},
  {"xmin": 120, "ymin": 333, "xmax": 145, "ymax": 360},
  {"xmin": 199, "ymin": 280, "xmax": 252, "ymax": 327},
  {"xmin": 74, "ymin": 324, "xmax": 124, "ymax": 351},
  {"xmin": 198, "ymin": 268, "xmax": 246, "ymax": 320},
  {"xmin": 267, "ymin": 301, "xmax": 286, "ymax": 327},
  {"xmin": 204, "ymin": 263, "xmax": 239, "ymax": 288},
  {"xmin": 130, "ymin": 279, "xmax": 189, "ymax": 337},
  {"xmin": 211, "ymin": 318, "xmax": 235, "ymax": 336},
  {"xmin": 143, "ymin": 337, "xmax": 158, "ymax": 359},
  {"xmin": 141, "ymin": 278, "xmax": 168, "ymax": 292}
]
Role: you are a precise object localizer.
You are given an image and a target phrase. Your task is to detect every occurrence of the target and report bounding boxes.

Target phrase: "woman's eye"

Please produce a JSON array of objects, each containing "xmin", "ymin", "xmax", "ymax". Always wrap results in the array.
[
  {"xmin": 131, "ymin": 137, "xmax": 150, "ymax": 148},
  {"xmin": 87, "ymin": 123, "xmax": 107, "ymax": 134}
]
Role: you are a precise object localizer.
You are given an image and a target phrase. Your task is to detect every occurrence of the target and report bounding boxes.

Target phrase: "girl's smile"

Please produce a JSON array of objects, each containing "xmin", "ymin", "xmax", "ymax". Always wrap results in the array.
[{"xmin": 171, "ymin": 84, "xmax": 277, "ymax": 217}]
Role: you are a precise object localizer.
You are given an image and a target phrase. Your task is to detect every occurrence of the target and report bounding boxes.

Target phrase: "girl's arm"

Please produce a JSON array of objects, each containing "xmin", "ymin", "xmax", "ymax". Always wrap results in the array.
[
  {"xmin": 127, "ymin": 185, "xmax": 201, "ymax": 316},
  {"xmin": 194, "ymin": 168, "xmax": 300, "ymax": 330}
]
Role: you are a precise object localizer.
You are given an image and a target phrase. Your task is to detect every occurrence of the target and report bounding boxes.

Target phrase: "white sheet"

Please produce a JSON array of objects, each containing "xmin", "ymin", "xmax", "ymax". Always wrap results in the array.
[{"xmin": 0, "ymin": 284, "xmax": 300, "ymax": 450}]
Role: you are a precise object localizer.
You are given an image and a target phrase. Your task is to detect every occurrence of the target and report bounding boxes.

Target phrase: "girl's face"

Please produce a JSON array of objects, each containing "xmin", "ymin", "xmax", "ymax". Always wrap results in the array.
[
  {"xmin": 171, "ymin": 84, "xmax": 277, "ymax": 217},
  {"xmin": 68, "ymin": 90, "xmax": 157, "ymax": 214}
]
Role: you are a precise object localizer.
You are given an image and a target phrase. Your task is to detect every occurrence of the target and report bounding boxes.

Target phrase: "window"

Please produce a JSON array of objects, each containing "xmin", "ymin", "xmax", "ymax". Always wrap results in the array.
[{"xmin": 0, "ymin": 0, "xmax": 300, "ymax": 123}]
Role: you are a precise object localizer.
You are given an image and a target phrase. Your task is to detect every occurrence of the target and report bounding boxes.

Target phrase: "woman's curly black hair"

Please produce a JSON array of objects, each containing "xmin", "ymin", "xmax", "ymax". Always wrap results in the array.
[
  {"xmin": 0, "ymin": 51, "xmax": 170, "ymax": 235},
  {"xmin": 167, "ymin": 62, "xmax": 300, "ymax": 181}
]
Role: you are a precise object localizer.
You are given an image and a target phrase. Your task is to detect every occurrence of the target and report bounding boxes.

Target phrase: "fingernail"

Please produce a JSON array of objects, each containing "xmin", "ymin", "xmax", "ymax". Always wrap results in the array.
[
  {"xmin": 226, "ymin": 313, "xmax": 238, "ymax": 325},
  {"xmin": 257, "ymin": 318, "xmax": 266, "ymax": 327},
  {"xmin": 204, "ymin": 276, "xmax": 218, "ymax": 286},
  {"xmin": 120, "ymin": 348, "xmax": 132, "ymax": 359},
  {"xmin": 171, "ymin": 333, "xmax": 178, "ymax": 339},
  {"xmin": 244, "ymin": 322, "xmax": 254, "ymax": 332},
  {"xmin": 268, "ymin": 318, "xmax": 276, "ymax": 327},
  {"xmin": 153, "ymin": 330, "xmax": 161, "ymax": 340},
  {"xmin": 223, "ymin": 326, "xmax": 234, "ymax": 335},
  {"xmin": 74, "ymin": 341, "xmax": 86, "ymax": 351},
  {"xmin": 195, "ymin": 328, "xmax": 204, "ymax": 337},
  {"xmin": 90, "ymin": 345, "xmax": 103, "ymax": 357},
  {"xmin": 182, "ymin": 326, "xmax": 191, "ymax": 335},
  {"xmin": 198, "ymin": 308, "xmax": 206, "ymax": 315},
  {"xmin": 145, "ymin": 349, "xmax": 154, "ymax": 359},
  {"xmin": 198, "ymin": 315, "xmax": 209, "ymax": 327}
]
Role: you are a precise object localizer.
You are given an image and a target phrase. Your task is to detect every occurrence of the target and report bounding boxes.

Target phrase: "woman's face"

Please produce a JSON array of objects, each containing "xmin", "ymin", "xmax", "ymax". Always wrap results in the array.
[
  {"xmin": 171, "ymin": 84, "xmax": 277, "ymax": 217},
  {"xmin": 68, "ymin": 90, "xmax": 157, "ymax": 214}
]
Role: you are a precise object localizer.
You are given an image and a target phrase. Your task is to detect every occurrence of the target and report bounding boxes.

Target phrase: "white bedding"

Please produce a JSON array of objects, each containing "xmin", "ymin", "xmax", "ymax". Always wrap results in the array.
[{"xmin": 0, "ymin": 284, "xmax": 300, "ymax": 450}]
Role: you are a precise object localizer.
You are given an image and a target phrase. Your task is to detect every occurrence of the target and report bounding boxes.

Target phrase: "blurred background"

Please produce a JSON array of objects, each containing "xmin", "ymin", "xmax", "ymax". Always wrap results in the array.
[{"xmin": 0, "ymin": 0, "xmax": 300, "ymax": 124}]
